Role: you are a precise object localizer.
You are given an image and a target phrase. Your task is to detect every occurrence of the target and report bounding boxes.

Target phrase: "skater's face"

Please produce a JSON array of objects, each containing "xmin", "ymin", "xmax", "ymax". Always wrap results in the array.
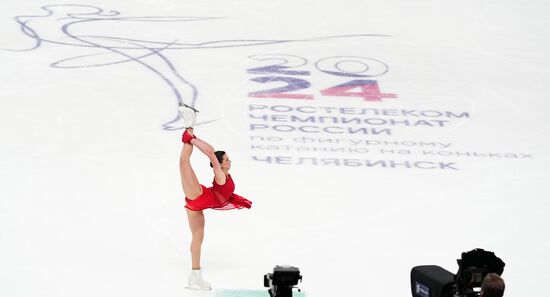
[{"xmin": 221, "ymin": 153, "xmax": 231, "ymax": 171}]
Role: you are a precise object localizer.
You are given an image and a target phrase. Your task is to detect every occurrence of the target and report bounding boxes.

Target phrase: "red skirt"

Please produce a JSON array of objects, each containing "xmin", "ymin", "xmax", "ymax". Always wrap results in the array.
[{"xmin": 185, "ymin": 185, "xmax": 252, "ymax": 211}]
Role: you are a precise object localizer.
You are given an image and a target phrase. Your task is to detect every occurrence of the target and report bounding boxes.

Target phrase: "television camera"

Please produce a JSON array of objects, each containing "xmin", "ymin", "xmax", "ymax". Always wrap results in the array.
[
  {"xmin": 264, "ymin": 266, "xmax": 302, "ymax": 297},
  {"xmin": 411, "ymin": 248, "xmax": 505, "ymax": 297}
]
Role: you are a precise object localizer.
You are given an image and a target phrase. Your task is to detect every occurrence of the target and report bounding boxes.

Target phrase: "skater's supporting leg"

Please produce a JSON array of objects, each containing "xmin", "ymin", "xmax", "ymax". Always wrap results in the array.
[{"xmin": 186, "ymin": 208, "xmax": 205, "ymax": 269}]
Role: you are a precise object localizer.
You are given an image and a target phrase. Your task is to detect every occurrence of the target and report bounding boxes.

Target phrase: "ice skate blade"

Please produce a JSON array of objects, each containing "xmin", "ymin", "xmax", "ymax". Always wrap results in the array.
[
  {"xmin": 185, "ymin": 284, "xmax": 212, "ymax": 291},
  {"xmin": 178, "ymin": 102, "xmax": 199, "ymax": 113}
]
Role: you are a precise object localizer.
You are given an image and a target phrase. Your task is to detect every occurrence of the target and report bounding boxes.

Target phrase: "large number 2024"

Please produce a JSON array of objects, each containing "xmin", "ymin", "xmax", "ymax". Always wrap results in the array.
[{"xmin": 247, "ymin": 55, "xmax": 396, "ymax": 101}]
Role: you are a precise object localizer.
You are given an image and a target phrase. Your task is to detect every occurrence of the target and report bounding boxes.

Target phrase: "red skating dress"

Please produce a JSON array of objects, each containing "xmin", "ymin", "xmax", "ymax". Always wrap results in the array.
[{"xmin": 185, "ymin": 174, "xmax": 252, "ymax": 211}]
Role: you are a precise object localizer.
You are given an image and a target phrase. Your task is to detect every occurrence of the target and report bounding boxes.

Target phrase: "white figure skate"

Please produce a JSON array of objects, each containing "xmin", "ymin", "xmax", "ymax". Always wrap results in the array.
[
  {"xmin": 178, "ymin": 102, "xmax": 198, "ymax": 129},
  {"xmin": 186, "ymin": 269, "xmax": 212, "ymax": 290}
]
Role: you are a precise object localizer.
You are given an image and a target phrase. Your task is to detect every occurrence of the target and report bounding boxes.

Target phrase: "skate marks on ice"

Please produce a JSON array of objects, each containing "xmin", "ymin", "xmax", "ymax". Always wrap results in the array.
[{"xmin": 6, "ymin": 4, "xmax": 388, "ymax": 130}]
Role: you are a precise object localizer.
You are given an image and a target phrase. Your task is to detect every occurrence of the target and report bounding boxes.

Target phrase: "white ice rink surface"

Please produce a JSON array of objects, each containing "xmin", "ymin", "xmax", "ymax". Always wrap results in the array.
[{"xmin": 1, "ymin": 1, "xmax": 549, "ymax": 297}]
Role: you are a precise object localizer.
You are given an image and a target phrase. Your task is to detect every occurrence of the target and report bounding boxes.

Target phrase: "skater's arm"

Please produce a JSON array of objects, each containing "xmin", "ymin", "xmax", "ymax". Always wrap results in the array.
[{"xmin": 190, "ymin": 137, "xmax": 226, "ymax": 184}]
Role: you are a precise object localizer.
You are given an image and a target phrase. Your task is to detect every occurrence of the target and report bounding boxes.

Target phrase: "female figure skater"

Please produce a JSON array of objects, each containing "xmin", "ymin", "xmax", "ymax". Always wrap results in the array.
[{"xmin": 178, "ymin": 104, "xmax": 252, "ymax": 290}]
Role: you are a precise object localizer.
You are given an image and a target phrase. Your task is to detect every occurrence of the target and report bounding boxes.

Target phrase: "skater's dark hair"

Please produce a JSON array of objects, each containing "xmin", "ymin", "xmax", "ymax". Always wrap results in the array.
[{"xmin": 210, "ymin": 151, "xmax": 226, "ymax": 167}]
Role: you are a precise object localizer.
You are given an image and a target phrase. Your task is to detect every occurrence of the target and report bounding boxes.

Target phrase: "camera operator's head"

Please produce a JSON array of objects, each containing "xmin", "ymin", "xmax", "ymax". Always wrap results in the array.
[{"xmin": 480, "ymin": 273, "xmax": 505, "ymax": 297}]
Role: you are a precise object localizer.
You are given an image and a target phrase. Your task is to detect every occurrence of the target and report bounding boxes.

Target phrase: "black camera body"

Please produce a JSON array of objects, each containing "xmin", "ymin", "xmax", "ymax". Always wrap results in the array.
[
  {"xmin": 411, "ymin": 249, "xmax": 505, "ymax": 297},
  {"xmin": 411, "ymin": 265, "xmax": 456, "ymax": 297},
  {"xmin": 264, "ymin": 266, "xmax": 302, "ymax": 297}
]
